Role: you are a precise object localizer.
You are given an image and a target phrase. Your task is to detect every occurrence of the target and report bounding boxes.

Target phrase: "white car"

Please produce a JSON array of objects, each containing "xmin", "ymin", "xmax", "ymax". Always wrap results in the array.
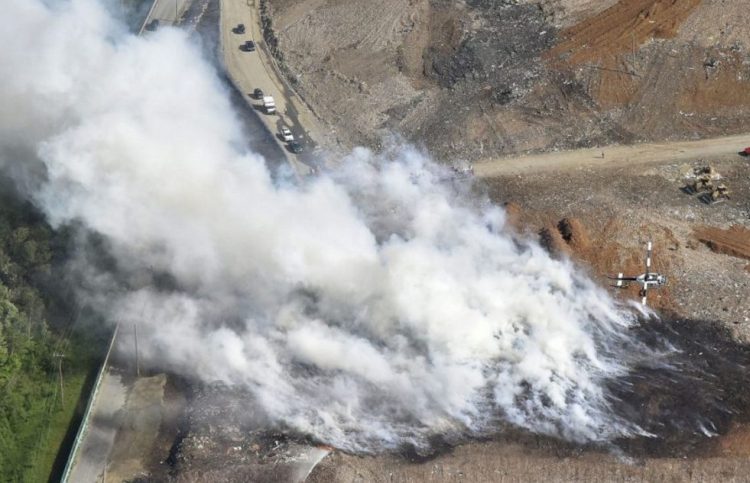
[{"xmin": 280, "ymin": 127, "xmax": 294, "ymax": 142}]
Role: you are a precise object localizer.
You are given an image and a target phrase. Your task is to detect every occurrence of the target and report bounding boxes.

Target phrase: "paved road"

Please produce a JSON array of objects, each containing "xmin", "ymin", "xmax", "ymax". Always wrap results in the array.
[
  {"xmin": 220, "ymin": 0, "xmax": 329, "ymax": 176},
  {"xmin": 65, "ymin": 368, "xmax": 127, "ymax": 483},
  {"xmin": 140, "ymin": 0, "xmax": 191, "ymax": 32},
  {"xmin": 475, "ymin": 134, "xmax": 750, "ymax": 177}
]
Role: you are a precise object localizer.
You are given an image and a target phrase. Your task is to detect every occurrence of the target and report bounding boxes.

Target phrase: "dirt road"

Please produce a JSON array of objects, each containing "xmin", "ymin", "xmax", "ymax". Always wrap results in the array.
[{"xmin": 475, "ymin": 133, "xmax": 750, "ymax": 177}]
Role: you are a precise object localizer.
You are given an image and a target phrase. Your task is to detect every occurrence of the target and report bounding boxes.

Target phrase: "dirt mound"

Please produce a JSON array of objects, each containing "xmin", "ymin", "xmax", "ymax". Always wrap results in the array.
[
  {"xmin": 694, "ymin": 225, "xmax": 750, "ymax": 261},
  {"xmin": 547, "ymin": 0, "xmax": 701, "ymax": 66},
  {"xmin": 719, "ymin": 423, "xmax": 750, "ymax": 457}
]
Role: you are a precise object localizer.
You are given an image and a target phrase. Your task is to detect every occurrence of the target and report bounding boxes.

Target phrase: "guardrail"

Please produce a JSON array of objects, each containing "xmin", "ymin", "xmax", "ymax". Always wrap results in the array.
[
  {"xmin": 139, "ymin": 0, "xmax": 192, "ymax": 35},
  {"xmin": 59, "ymin": 323, "xmax": 120, "ymax": 483},
  {"xmin": 138, "ymin": 0, "xmax": 159, "ymax": 35}
]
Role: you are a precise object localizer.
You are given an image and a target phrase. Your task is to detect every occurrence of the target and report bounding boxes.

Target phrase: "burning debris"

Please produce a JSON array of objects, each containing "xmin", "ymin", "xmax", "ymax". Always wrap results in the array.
[
  {"xmin": 2, "ymin": 4, "xmax": 750, "ymax": 481},
  {"xmin": 168, "ymin": 383, "xmax": 330, "ymax": 481}
]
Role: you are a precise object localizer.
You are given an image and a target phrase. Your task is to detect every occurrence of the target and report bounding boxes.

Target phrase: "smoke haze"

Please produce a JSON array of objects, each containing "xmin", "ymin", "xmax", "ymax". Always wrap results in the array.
[{"xmin": 1, "ymin": 0, "xmax": 657, "ymax": 452}]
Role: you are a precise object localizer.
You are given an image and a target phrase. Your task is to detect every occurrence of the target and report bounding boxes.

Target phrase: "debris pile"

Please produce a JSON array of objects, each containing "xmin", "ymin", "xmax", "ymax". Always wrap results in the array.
[{"xmin": 169, "ymin": 384, "xmax": 313, "ymax": 481}]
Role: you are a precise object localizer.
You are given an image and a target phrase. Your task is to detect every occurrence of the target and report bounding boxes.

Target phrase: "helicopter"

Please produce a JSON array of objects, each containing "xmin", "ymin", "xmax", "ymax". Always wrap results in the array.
[{"xmin": 609, "ymin": 241, "xmax": 667, "ymax": 306}]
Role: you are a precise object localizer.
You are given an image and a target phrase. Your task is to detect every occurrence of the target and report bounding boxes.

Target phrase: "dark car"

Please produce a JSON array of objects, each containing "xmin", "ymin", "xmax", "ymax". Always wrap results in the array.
[
  {"xmin": 288, "ymin": 141, "xmax": 303, "ymax": 154},
  {"xmin": 253, "ymin": 88, "xmax": 264, "ymax": 99},
  {"xmin": 145, "ymin": 19, "xmax": 160, "ymax": 31},
  {"xmin": 240, "ymin": 40, "xmax": 256, "ymax": 52},
  {"xmin": 233, "ymin": 23, "xmax": 245, "ymax": 34}
]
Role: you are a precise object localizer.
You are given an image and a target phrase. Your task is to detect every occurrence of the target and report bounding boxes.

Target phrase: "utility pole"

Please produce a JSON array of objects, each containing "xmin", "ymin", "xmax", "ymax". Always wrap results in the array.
[
  {"xmin": 53, "ymin": 353, "xmax": 65, "ymax": 407},
  {"xmin": 134, "ymin": 323, "xmax": 140, "ymax": 378}
]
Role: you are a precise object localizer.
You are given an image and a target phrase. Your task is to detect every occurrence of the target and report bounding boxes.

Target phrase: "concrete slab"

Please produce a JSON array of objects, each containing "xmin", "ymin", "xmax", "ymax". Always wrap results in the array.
[{"xmin": 65, "ymin": 369, "xmax": 128, "ymax": 483}]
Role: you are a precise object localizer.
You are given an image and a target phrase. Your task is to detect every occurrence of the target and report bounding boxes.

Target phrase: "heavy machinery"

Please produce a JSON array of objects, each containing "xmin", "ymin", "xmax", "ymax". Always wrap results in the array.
[
  {"xmin": 708, "ymin": 184, "xmax": 731, "ymax": 203},
  {"xmin": 687, "ymin": 175, "xmax": 713, "ymax": 194},
  {"xmin": 685, "ymin": 165, "xmax": 720, "ymax": 194},
  {"xmin": 683, "ymin": 165, "xmax": 731, "ymax": 204}
]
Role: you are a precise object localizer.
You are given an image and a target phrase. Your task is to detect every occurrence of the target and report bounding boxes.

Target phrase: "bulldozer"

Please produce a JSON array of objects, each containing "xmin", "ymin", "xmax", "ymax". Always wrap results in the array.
[
  {"xmin": 686, "ymin": 173, "xmax": 714, "ymax": 194},
  {"xmin": 708, "ymin": 184, "xmax": 731, "ymax": 203},
  {"xmin": 685, "ymin": 165, "xmax": 720, "ymax": 194},
  {"xmin": 683, "ymin": 165, "xmax": 730, "ymax": 204}
]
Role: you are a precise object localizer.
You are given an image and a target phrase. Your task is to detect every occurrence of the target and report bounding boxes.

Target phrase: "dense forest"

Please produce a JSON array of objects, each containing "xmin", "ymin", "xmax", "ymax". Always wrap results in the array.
[
  {"xmin": 0, "ymin": 3, "xmax": 149, "ymax": 480},
  {"xmin": 0, "ymin": 181, "xmax": 107, "ymax": 481}
]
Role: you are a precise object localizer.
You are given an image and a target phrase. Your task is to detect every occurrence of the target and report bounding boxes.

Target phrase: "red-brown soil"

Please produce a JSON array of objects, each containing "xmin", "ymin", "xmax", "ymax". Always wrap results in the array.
[
  {"xmin": 694, "ymin": 225, "xmax": 750, "ymax": 261},
  {"xmin": 547, "ymin": 0, "xmax": 701, "ymax": 66}
]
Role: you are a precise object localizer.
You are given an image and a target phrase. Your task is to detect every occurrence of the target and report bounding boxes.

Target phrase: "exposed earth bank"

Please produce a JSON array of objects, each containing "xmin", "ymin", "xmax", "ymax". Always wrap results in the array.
[{"xmin": 263, "ymin": 0, "xmax": 750, "ymax": 163}]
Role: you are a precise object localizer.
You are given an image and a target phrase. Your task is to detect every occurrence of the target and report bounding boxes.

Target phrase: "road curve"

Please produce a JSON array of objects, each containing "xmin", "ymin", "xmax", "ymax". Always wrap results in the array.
[
  {"xmin": 219, "ymin": 0, "xmax": 330, "ymax": 177},
  {"xmin": 474, "ymin": 134, "xmax": 750, "ymax": 177}
]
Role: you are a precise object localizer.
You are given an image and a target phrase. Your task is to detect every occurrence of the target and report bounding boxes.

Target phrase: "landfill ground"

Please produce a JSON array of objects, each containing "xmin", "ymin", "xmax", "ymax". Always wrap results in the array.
[
  {"xmin": 253, "ymin": 1, "xmax": 750, "ymax": 479},
  {"xmin": 301, "ymin": 150, "xmax": 750, "ymax": 483},
  {"xmin": 96, "ymin": 1, "xmax": 750, "ymax": 481},
  {"xmin": 264, "ymin": 0, "xmax": 750, "ymax": 162},
  {"xmin": 118, "ymin": 134, "xmax": 750, "ymax": 483},
  {"xmin": 483, "ymin": 152, "xmax": 750, "ymax": 341}
]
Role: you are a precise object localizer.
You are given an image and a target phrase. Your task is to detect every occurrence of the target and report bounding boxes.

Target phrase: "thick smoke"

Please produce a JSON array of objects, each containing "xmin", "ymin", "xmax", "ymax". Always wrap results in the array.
[{"xmin": 1, "ymin": 0, "xmax": 655, "ymax": 451}]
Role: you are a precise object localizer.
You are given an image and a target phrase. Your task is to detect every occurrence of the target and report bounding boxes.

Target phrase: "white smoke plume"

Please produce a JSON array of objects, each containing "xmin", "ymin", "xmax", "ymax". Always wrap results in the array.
[{"xmin": 1, "ymin": 0, "xmax": 651, "ymax": 451}]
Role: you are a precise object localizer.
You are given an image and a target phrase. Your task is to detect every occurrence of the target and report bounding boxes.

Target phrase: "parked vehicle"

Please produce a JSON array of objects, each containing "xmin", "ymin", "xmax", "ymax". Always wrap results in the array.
[
  {"xmin": 262, "ymin": 96, "xmax": 276, "ymax": 114},
  {"xmin": 240, "ymin": 40, "xmax": 256, "ymax": 52},
  {"xmin": 288, "ymin": 141, "xmax": 303, "ymax": 154},
  {"xmin": 253, "ymin": 88, "xmax": 264, "ymax": 99},
  {"xmin": 280, "ymin": 127, "xmax": 294, "ymax": 142},
  {"xmin": 233, "ymin": 23, "xmax": 245, "ymax": 34},
  {"xmin": 741, "ymin": 147, "xmax": 750, "ymax": 156}
]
